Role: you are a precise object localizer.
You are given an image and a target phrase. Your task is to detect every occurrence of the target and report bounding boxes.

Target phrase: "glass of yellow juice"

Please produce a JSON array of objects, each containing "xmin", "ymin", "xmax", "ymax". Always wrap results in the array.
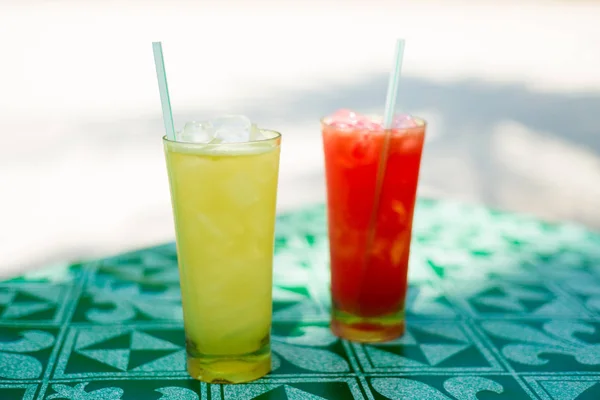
[{"xmin": 163, "ymin": 128, "xmax": 281, "ymax": 383}]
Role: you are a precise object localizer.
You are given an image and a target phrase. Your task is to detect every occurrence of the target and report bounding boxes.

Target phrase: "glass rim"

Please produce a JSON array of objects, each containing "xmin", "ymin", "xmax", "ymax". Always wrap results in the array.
[
  {"xmin": 162, "ymin": 129, "xmax": 282, "ymax": 147},
  {"xmin": 320, "ymin": 114, "xmax": 427, "ymax": 132}
]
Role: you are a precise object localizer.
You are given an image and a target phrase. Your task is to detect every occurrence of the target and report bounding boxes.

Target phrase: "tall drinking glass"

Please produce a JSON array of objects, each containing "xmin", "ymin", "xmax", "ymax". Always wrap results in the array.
[
  {"xmin": 322, "ymin": 115, "xmax": 425, "ymax": 343},
  {"xmin": 163, "ymin": 130, "xmax": 281, "ymax": 383}
]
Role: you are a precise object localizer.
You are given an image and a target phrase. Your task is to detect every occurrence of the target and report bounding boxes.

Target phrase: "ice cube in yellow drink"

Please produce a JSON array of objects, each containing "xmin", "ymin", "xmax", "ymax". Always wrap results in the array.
[{"xmin": 163, "ymin": 130, "xmax": 281, "ymax": 383}]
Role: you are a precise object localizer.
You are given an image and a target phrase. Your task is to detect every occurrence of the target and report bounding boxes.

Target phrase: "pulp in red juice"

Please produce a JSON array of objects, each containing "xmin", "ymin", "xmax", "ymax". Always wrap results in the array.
[{"xmin": 322, "ymin": 110, "xmax": 425, "ymax": 326}]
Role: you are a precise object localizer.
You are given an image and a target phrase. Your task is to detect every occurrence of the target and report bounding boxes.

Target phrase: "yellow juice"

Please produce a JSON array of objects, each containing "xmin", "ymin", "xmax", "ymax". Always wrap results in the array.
[{"xmin": 163, "ymin": 131, "xmax": 281, "ymax": 383}]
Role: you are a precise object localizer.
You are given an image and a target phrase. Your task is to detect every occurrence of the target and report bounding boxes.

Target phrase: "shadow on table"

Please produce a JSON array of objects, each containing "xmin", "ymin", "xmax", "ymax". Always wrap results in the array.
[
  {"xmin": 73, "ymin": 74, "xmax": 600, "ymax": 230},
  {"xmin": 6, "ymin": 74, "xmax": 600, "ymax": 276}
]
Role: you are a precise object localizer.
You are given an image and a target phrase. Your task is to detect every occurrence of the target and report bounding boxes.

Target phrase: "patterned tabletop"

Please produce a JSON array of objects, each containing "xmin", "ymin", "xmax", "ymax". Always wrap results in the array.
[{"xmin": 1, "ymin": 199, "xmax": 600, "ymax": 400}]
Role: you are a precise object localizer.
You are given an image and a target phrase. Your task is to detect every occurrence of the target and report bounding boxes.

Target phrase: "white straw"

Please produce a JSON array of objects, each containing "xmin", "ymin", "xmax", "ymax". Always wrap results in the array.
[
  {"xmin": 382, "ymin": 39, "xmax": 406, "ymax": 129},
  {"xmin": 152, "ymin": 42, "xmax": 176, "ymax": 141},
  {"xmin": 360, "ymin": 38, "xmax": 407, "ymax": 284}
]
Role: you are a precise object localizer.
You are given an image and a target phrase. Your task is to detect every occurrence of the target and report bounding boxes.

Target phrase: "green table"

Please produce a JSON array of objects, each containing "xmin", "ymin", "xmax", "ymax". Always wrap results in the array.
[{"xmin": 1, "ymin": 199, "xmax": 600, "ymax": 399}]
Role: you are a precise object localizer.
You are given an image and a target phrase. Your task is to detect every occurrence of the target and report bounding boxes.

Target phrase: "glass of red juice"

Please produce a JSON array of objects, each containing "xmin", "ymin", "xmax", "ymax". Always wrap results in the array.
[{"xmin": 321, "ymin": 110, "xmax": 426, "ymax": 343}]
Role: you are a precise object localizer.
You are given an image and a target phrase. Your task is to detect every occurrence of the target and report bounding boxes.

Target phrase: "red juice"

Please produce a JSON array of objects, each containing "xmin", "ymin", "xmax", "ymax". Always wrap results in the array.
[{"xmin": 322, "ymin": 111, "xmax": 426, "ymax": 342}]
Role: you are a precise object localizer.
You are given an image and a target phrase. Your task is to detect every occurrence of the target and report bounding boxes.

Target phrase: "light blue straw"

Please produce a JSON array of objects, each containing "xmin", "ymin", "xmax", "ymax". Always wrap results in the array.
[
  {"xmin": 360, "ymin": 38, "xmax": 407, "ymax": 290},
  {"xmin": 152, "ymin": 42, "xmax": 176, "ymax": 141},
  {"xmin": 382, "ymin": 39, "xmax": 406, "ymax": 129}
]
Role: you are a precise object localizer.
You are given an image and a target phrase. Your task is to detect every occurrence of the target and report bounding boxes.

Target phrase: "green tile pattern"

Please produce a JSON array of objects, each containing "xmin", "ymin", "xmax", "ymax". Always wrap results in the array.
[{"xmin": 0, "ymin": 199, "xmax": 599, "ymax": 399}]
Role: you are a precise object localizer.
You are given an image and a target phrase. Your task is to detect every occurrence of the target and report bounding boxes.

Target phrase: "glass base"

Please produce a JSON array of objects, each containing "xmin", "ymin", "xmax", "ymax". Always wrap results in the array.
[
  {"xmin": 186, "ymin": 342, "xmax": 271, "ymax": 383},
  {"xmin": 331, "ymin": 307, "xmax": 405, "ymax": 343}
]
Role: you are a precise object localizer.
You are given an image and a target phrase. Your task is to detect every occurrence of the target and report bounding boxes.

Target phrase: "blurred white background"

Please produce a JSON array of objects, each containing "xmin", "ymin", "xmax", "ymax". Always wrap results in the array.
[{"xmin": 1, "ymin": 0, "xmax": 599, "ymax": 277}]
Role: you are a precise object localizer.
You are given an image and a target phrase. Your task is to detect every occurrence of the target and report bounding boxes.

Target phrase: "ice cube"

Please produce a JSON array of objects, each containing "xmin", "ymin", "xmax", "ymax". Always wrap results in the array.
[
  {"xmin": 177, "ymin": 115, "xmax": 264, "ymax": 144},
  {"xmin": 325, "ymin": 109, "xmax": 379, "ymax": 130},
  {"xmin": 392, "ymin": 114, "xmax": 418, "ymax": 129},
  {"xmin": 212, "ymin": 115, "xmax": 253, "ymax": 143},
  {"xmin": 355, "ymin": 118, "xmax": 382, "ymax": 131},
  {"xmin": 331, "ymin": 109, "xmax": 359, "ymax": 123},
  {"xmin": 326, "ymin": 109, "xmax": 360, "ymax": 128},
  {"xmin": 249, "ymin": 123, "xmax": 266, "ymax": 141},
  {"xmin": 176, "ymin": 121, "xmax": 216, "ymax": 143}
]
